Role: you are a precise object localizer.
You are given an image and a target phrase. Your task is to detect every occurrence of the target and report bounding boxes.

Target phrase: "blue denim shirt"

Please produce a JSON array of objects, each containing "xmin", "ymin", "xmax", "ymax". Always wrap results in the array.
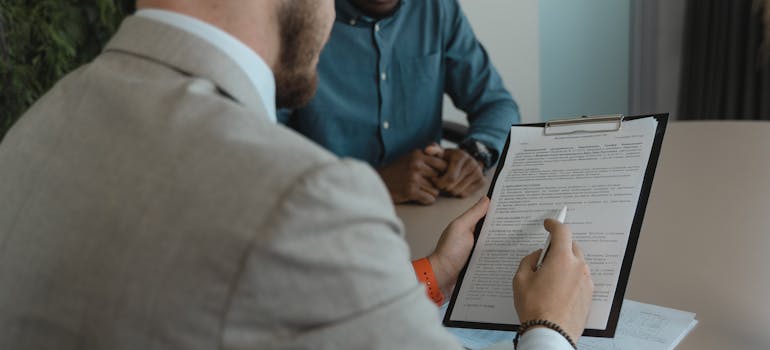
[{"xmin": 280, "ymin": 0, "xmax": 519, "ymax": 167}]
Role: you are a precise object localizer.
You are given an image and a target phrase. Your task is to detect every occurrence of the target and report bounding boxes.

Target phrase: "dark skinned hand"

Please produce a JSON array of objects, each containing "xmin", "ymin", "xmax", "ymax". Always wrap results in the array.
[
  {"xmin": 377, "ymin": 146, "xmax": 448, "ymax": 205},
  {"xmin": 433, "ymin": 148, "xmax": 485, "ymax": 198}
]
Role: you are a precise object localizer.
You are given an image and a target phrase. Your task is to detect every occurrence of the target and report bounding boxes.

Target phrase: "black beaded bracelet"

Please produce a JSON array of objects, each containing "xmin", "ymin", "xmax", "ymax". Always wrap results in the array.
[{"xmin": 513, "ymin": 319, "xmax": 577, "ymax": 350}]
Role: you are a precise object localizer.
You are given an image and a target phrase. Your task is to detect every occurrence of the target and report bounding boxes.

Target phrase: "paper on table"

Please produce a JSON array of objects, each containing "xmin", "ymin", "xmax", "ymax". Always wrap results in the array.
[
  {"xmin": 448, "ymin": 118, "xmax": 658, "ymax": 330},
  {"xmin": 578, "ymin": 300, "xmax": 698, "ymax": 350},
  {"xmin": 440, "ymin": 300, "xmax": 697, "ymax": 350}
]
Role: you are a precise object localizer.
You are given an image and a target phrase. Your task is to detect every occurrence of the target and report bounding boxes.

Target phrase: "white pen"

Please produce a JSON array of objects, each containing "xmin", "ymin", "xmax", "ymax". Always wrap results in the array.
[{"xmin": 535, "ymin": 206, "xmax": 567, "ymax": 270}]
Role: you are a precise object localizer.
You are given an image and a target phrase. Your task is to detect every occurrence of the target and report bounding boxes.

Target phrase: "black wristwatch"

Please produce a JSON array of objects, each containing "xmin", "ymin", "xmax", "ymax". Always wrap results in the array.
[{"xmin": 459, "ymin": 139, "xmax": 495, "ymax": 170}]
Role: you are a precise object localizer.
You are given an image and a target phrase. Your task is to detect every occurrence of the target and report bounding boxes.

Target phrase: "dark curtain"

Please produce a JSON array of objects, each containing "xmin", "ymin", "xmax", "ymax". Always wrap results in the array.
[{"xmin": 679, "ymin": 0, "xmax": 770, "ymax": 120}]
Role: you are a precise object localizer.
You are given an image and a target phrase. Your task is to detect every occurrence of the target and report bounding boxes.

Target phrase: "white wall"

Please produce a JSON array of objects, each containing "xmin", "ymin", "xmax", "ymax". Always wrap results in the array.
[
  {"xmin": 539, "ymin": 0, "xmax": 631, "ymax": 120},
  {"xmin": 443, "ymin": 0, "xmax": 541, "ymax": 125},
  {"xmin": 447, "ymin": 1, "xmax": 635, "ymax": 124}
]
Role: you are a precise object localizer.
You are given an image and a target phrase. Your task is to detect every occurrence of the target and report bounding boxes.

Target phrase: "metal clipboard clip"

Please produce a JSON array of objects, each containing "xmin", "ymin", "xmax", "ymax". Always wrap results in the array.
[{"xmin": 544, "ymin": 114, "xmax": 624, "ymax": 136}]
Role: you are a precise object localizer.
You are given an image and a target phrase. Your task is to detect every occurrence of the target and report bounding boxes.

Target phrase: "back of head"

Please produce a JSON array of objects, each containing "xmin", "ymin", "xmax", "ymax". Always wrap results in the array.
[{"xmin": 137, "ymin": 0, "xmax": 336, "ymax": 109}]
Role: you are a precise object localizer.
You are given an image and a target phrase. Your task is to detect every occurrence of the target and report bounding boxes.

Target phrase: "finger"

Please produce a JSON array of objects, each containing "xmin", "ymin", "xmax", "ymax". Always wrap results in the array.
[
  {"xmin": 516, "ymin": 250, "xmax": 541, "ymax": 277},
  {"xmin": 415, "ymin": 174, "xmax": 440, "ymax": 197},
  {"xmin": 412, "ymin": 187, "xmax": 438, "ymax": 205},
  {"xmin": 452, "ymin": 196, "xmax": 490, "ymax": 228},
  {"xmin": 422, "ymin": 154, "xmax": 449, "ymax": 173},
  {"xmin": 414, "ymin": 161, "xmax": 441, "ymax": 178},
  {"xmin": 572, "ymin": 241, "xmax": 585, "ymax": 261},
  {"xmin": 447, "ymin": 173, "xmax": 477, "ymax": 197},
  {"xmin": 543, "ymin": 219, "xmax": 573, "ymax": 255},
  {"xmin": 452, "ymin": 167, "xmax": 484, "ymax": 197},
  {"xmin": 438, "ymin": 152, "xmax": 470, "ymax": 188},
  {"xmin": 444, "ymin": 160, "xmax": 477, "ymax": 192},
  {"xmin": 424, "ymin": 143, "xmax": 445, "ymax": 158},
  {"xmin": 446, "ymin": 161, "xmax": 483, "ymax": 195},
  {"xmin": 458, "ymin": 178, "xmax": 485, "ymax": 198}
]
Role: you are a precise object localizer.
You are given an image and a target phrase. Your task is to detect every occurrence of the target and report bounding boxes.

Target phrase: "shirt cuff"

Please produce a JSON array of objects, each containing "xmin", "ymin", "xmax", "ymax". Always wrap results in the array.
[{"xmin": 516, "ymin": 327, "xmax": 574, "ymax": 350}]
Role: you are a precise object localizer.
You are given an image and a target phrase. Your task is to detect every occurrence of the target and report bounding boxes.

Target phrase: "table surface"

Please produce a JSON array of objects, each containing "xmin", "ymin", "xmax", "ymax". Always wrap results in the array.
[{"xmin": 396, "ymin": 121, "xmax": 770, "ymax": 350}]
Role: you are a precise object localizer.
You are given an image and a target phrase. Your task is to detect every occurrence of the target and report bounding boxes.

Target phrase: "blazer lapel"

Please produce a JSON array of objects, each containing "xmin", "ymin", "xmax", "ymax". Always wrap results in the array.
[{"xmin": 103, "ymin": 15, "xmax": 269, "ymax": 117}]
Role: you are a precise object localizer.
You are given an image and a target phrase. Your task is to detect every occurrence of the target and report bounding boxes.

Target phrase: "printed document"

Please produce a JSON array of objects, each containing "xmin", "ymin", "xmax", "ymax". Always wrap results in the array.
[{"xmin": 448, "ymin": 118, "xmax": 658, "ymax": 331}]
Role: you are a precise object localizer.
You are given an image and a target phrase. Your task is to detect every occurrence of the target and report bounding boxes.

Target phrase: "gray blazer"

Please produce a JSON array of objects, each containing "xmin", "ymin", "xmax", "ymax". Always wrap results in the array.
[{"xmin": 0, "ymin": 16, "xmax": 462, "ymax": 349}]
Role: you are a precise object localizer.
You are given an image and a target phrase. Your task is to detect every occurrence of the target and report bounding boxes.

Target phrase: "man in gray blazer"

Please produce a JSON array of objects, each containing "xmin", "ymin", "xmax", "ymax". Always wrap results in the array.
[{"xmin": 0, "ymin": 0, "xmax": 593, "ymax": 349}]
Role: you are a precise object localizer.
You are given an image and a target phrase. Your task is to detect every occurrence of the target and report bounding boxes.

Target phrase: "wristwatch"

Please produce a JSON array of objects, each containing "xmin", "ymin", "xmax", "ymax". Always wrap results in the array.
[{"xmin": 459, "ymin": 139, "xmax": 495, "ymax": 170}]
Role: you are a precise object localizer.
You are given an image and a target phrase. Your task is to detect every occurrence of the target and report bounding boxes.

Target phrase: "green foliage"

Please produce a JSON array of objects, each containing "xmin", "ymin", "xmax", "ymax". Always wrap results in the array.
[{"xmin": 0, "ymin": 0, "xmax": 134, "ymax": 140}]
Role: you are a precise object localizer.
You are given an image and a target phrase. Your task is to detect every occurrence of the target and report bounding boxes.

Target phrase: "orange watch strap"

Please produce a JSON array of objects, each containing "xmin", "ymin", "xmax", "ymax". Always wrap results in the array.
[{"xmin": 412, "ymin": 258, "xmax": 445, "ymax": 305}]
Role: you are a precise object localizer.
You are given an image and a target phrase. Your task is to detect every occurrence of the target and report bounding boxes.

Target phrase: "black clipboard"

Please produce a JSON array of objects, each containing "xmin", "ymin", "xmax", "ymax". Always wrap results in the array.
[{"xmin": 443, "ymin": 113, "xmax": 668, "ymax": 338}]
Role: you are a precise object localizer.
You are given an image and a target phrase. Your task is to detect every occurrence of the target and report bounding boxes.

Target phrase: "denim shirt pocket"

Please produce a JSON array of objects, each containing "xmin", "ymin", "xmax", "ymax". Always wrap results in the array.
[
  {"xmin": 394, "ymin": 52, "xmax": 444, "ymax": 135},
  {"xmin": 398, "ymin": 52, "xmax": 442, "ymax": 82}
]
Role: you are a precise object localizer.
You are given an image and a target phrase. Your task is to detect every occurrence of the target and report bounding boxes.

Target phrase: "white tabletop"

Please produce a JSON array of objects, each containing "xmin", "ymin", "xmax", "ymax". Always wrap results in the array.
[{"xmin": 396, "ymin": 121, "xmax": 770, "ymax": 350}]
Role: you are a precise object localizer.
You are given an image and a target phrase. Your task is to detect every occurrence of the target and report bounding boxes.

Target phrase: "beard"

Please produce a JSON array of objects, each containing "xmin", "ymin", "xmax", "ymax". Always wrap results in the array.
[
  {"xmin": 350, "ymin": 0, "xmax": 401, "ymax": 18},
  {"xmin": 274, "ymin": 0, "xmax": 325, "ymax": 109}
]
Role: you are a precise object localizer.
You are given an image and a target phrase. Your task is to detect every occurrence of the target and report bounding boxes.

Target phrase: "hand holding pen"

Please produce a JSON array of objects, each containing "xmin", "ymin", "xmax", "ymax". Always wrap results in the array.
[
  {"xmin": 536, "ymin": 206, "xmax": 568, "ymax": 270},
  {"xmin": 513, "ymin": 207, "xmax": 594, "ymax": 342}
]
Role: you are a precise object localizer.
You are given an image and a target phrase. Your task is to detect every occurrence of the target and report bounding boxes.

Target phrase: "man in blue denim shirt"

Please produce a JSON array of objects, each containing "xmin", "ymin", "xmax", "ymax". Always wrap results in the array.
[{"xmin": 280, "ymin": 0, "xmax": 519, "ymax": 205}]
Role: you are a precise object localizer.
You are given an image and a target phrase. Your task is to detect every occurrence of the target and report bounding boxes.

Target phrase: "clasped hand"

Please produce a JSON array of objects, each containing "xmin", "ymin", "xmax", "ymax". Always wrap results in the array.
[{"xmin": 378, "ymin": 143, "xmax": 485, "ymax": 205}]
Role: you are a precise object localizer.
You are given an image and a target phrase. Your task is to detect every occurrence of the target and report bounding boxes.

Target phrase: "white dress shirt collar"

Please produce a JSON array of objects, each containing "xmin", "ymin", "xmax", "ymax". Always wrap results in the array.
[{"xmin": 136, "ymin": 9, "xmax": 277, "ymax": 122}]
